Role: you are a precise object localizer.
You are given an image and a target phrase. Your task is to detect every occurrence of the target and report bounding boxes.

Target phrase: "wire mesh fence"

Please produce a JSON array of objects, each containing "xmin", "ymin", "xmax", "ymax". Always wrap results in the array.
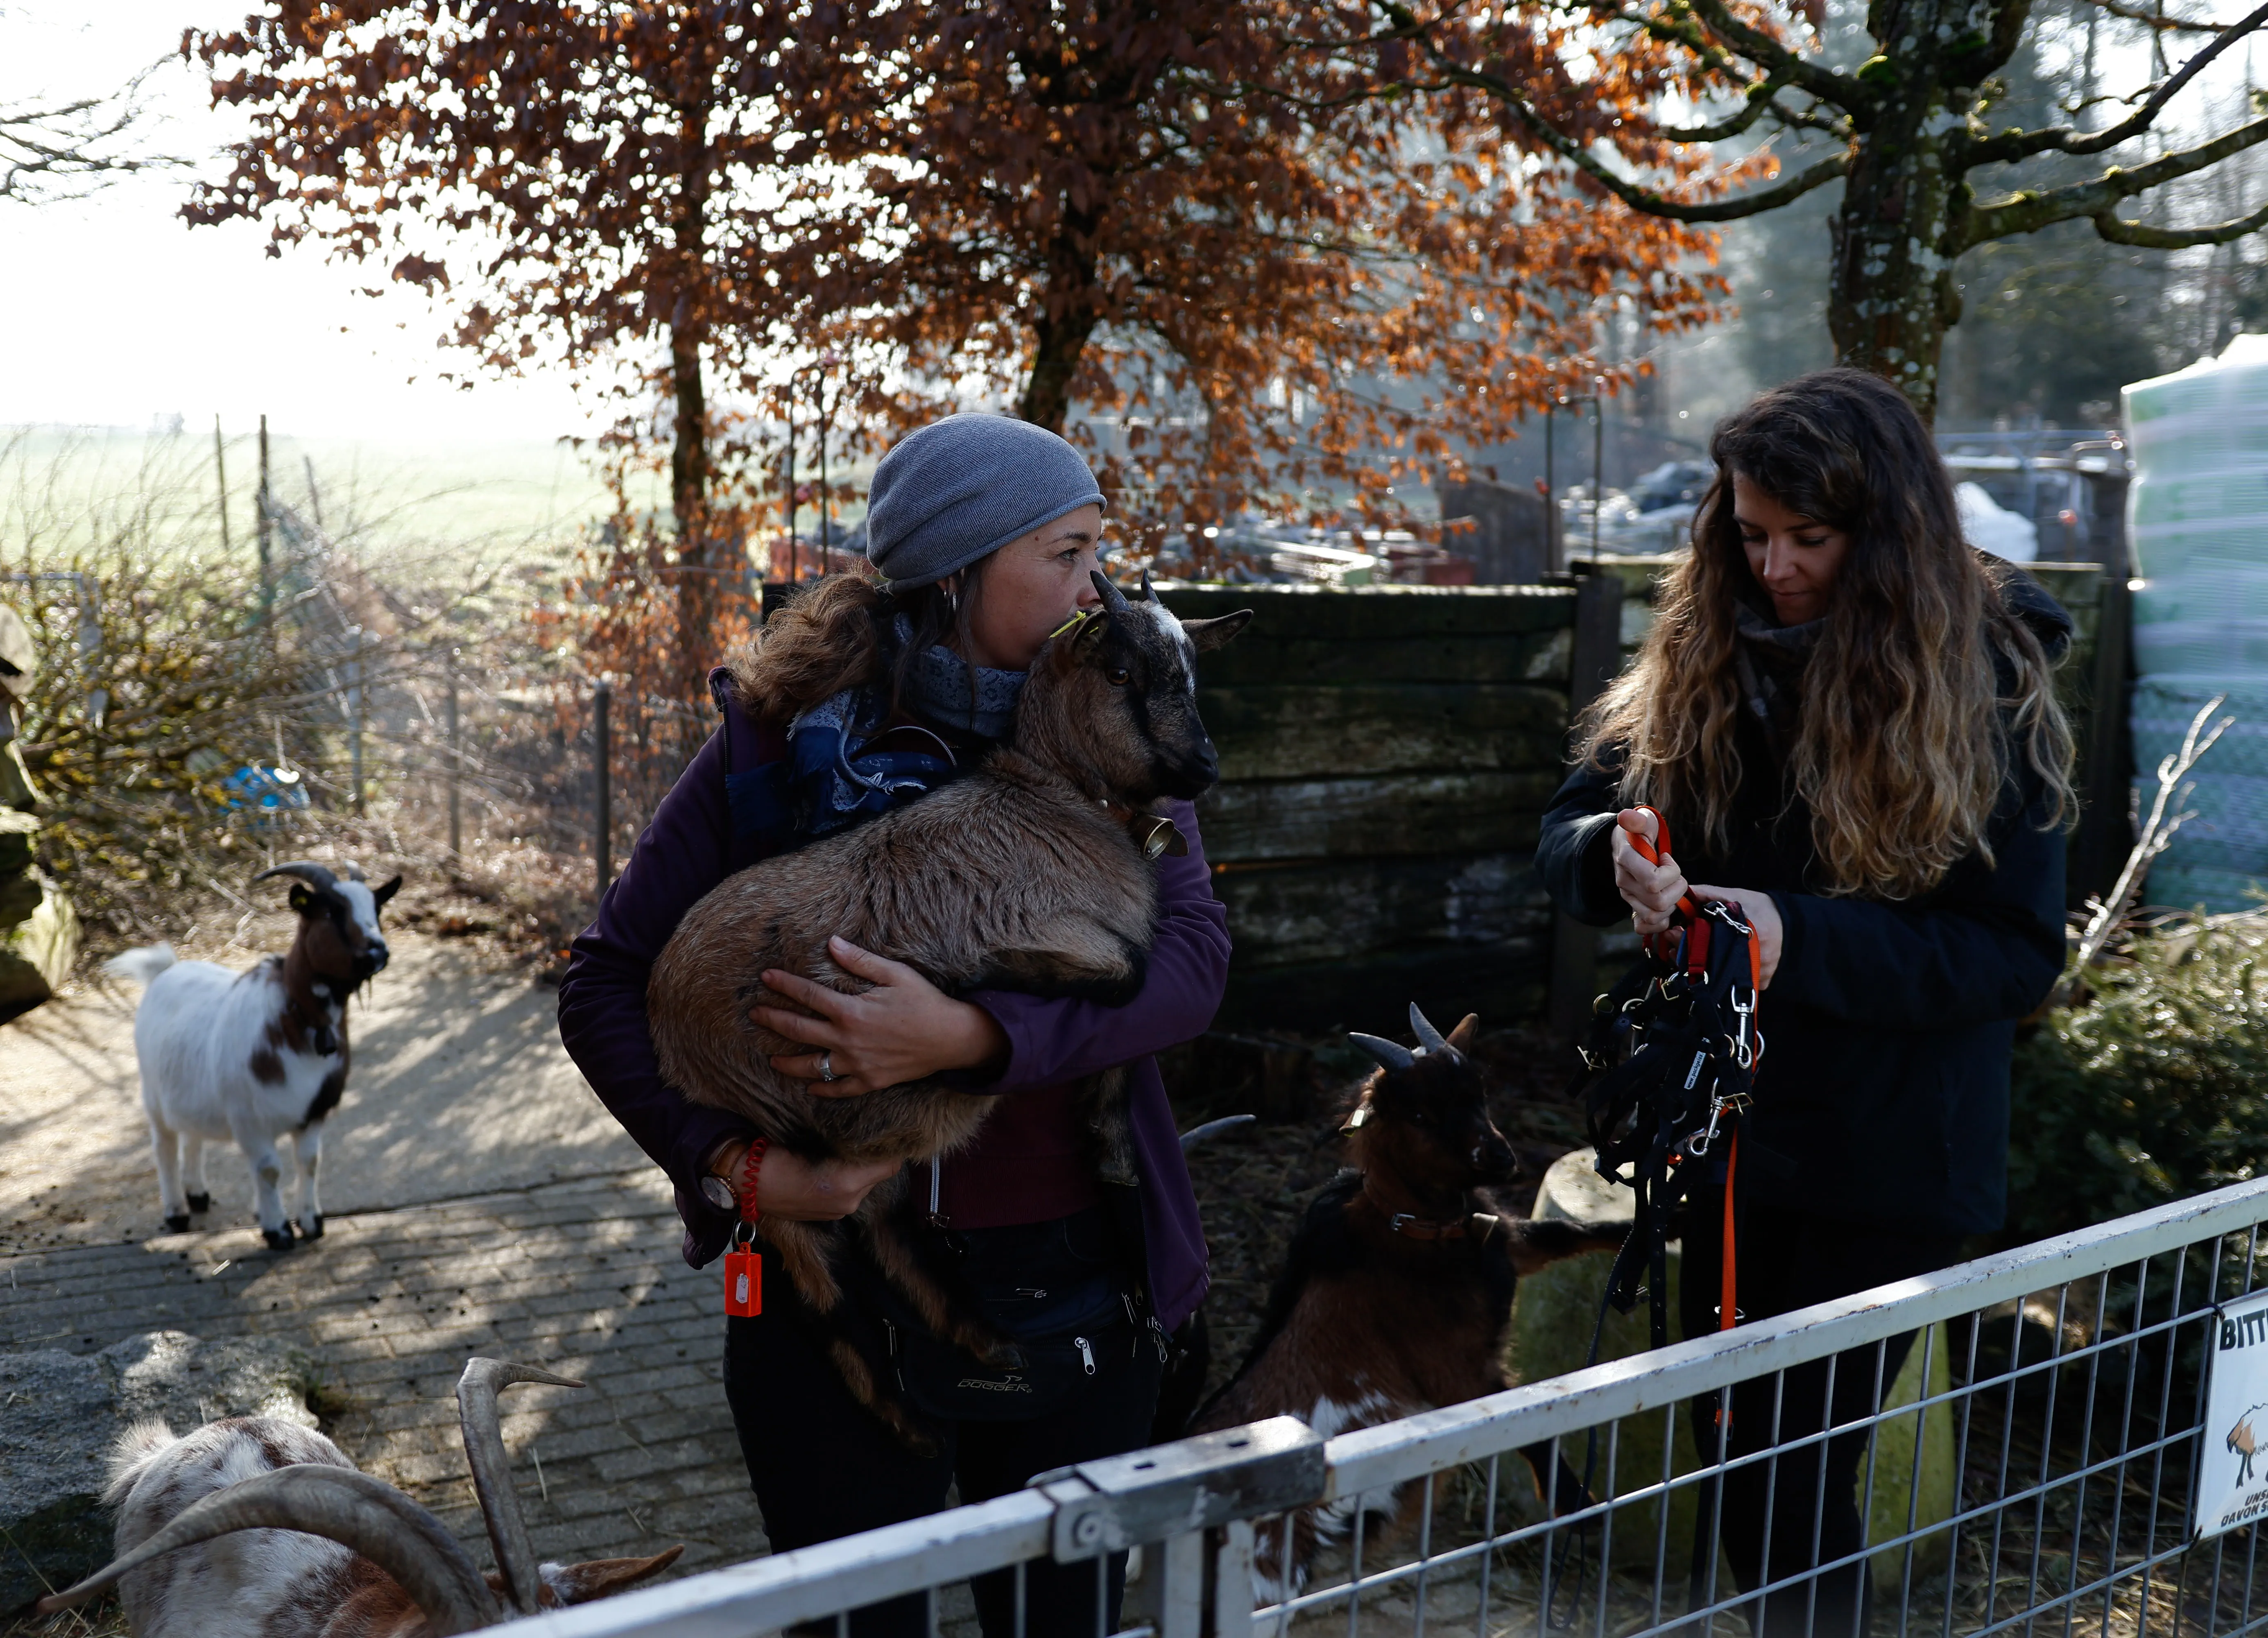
[{"xmin": 491, "ymin": 1177, "xmax": 2268, "ymax": 1638}]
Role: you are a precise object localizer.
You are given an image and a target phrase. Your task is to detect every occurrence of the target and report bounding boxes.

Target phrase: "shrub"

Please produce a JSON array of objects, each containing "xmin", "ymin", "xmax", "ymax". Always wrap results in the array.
[{"xmin": 2008, "ymin": 911, "xmax": 2268, "ymax": 1242}]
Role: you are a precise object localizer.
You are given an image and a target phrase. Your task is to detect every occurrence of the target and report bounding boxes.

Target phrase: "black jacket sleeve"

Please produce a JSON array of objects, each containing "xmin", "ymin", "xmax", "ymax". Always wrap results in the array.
[{"xmin": 1537, "ymin": 756, "xmax": 1631, "ymax": 928}]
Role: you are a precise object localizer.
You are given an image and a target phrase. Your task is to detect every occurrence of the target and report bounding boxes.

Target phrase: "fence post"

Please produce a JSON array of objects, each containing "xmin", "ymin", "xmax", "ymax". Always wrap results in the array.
[
  {"xmin": 594, "ymin": 679, "xmax": 613, "ymax": 900},
  {"xmin": 347, "ymin": 625, "xmax": 365, "ymax": 816},
  {"xmin": 256, "ymin": 414, "xmax": 273, "ymax": 620},
  {"xmin": 213, "ymin": 416, "xmax": 231, "ymax": 554},
  {"xmin": 445, "ymin": 649, "xmax": 462, "ymax": 858},
  {"xmin": 1548, "ymin": 570, "xmax": 1627, "ymax": 1036},
  {"xmin": 2073, "ymin": 570, "xmax": 2134, "ymax": 905}
]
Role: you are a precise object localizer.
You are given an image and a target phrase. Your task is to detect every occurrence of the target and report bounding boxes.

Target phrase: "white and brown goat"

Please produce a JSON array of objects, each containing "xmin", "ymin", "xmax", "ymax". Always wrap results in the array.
[
  {"xmin": 1192, "ymin": 1006, "xmax": 1623, "ymax": 1597},
  {"xmin": 106, "ymin": 862, "xmax": 400, "ymax": 1249},
  {"xmin": 40, "ymin": 1358, "xmax": 680, "ymax": 1637},
  {"xmin": 648, "ymin": 571, "xmax": 1248, "ymax": 1446}
]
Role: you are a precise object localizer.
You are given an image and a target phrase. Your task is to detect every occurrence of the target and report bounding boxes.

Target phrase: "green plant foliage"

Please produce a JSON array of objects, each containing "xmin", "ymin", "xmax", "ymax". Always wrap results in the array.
[{"xmin": 2008, "ymin": 913, "xmax": 2268, "ymax": 1241}]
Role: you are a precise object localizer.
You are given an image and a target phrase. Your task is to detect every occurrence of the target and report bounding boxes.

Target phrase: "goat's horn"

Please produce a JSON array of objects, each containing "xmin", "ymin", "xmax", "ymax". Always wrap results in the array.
[
  {"xmin": 1178, "ymin": 1113, "xmax": 1256, "ymax": 1152},
  {"xmin": 459, "ymin": 1357, "xmax": 583, "ymax": 1616},
  {"xmin": 339, "ymin": 861, "xmax": 368, "ymax": 883},
  {"xmin": 1089, "ymin": 569, "xmax": 1132, "ymax": 615},
  {"xmin": 38, "ymin": 1466, "xmax": 499, "ymax": 1636},
  {"xmin": 252, "ymin": 861, "xmax": 341, "ymax": 896},
  {"xmin": 1348, "ymin": 1032, "xmax": 1415, "ymax": 1071},
  {"xmin": 1409, "ymin": 1003, "xmax": 1455, "ymax": 1059},
  {"xmin": 1139, "ymin": 567, "xmax": 1158, "ymax": 602}
]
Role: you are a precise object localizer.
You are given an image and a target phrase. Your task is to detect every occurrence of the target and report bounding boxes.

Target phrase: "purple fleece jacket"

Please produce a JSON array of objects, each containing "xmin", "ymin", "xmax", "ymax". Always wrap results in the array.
[{"xmin": 554, "ymin": 682, "xmax": 1225, "ymax": 1329}]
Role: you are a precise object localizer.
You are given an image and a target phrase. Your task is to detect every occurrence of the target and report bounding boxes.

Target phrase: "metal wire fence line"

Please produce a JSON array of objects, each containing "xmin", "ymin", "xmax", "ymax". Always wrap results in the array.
[{"xmin": 486, "ymin": 1177, "xmax": 2268, "ymax": 1638}]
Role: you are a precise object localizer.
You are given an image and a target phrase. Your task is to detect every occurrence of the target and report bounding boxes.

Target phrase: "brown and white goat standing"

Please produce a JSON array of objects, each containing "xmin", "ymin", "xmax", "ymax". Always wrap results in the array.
[
  {"xmin": 106, "ymin": 862, "xmax": 400, "ymax": 1249},
  {"xmin": 41, "ymin": 1358, "xmax": 680, "ymax": 1637},
  {"xmin": 647, "ymin": 572, "xmax": 1247, "ymax": 1445},
  {"xmin": 1192, "ymin": 1005, "xmax": 1623, "ymax": 1596}
]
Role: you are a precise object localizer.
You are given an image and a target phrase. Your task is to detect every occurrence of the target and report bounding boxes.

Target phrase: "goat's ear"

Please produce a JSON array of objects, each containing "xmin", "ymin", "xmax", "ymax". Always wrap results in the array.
[
  {"xmin": 372, "ymin": 875, "xmax": 403, "ymax": 908},
  {"xmin": 287, "ymin": 883, "xmax": 319, "ymax": 916},
  {"xmin": 1182, "ymin": 609, "xmax": 1252, "ymax": 653},
  {"xmin": 1448, "ymin": 1013, "xmax": 1480, "ymax": 1051},
  {"xmin": 546, "ymin": 1545, "xmax": 684, "ymax": 1605}
]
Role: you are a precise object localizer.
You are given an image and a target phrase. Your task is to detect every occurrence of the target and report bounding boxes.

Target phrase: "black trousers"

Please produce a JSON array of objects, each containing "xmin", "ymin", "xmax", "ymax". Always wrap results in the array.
[
  {"xmin": 724, "ymin": 1305, "xmax": 1164, "ymax": 1638},
  {"xmin": 1679, "ymin": 1187, "xmax": 1963, "ymax": 1638}
]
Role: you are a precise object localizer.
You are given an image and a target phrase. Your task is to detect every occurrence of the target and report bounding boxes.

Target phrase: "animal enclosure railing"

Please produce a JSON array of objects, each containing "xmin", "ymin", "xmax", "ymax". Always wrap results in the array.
[{"xmin": 490, "ymin": 1176, "xmax": 2268, "ymax": 1638}]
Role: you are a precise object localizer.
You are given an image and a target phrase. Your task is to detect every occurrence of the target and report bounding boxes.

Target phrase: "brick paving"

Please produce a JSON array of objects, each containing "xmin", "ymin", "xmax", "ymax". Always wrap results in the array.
[{"xmin": 0, "ymin": 1169, "xmax": 769, "ymax": 1581}]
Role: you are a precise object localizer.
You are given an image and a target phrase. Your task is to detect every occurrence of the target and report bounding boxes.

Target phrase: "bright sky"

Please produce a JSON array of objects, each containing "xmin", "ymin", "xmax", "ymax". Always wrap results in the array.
[{"xmin": 0, "ymin": 0, "xmax": 604, "ymax": 445}]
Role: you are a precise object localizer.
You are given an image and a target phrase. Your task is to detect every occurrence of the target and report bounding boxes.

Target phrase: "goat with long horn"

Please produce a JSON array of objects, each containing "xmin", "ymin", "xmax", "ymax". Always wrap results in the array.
[{"xmin": 43, "ymin": 1357, "xmax": 678, "ymax": 1637}]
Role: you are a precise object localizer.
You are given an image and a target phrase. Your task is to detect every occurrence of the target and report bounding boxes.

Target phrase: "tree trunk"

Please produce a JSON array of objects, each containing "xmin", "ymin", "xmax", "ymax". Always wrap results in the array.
[
  {"xmin": 1017, "ymin": 214, "xmax": 1104, "ymax": 432},
  {"xmin": 670, "ymin": 99, "xmax": 714, "ymax": 659},
  {"xmin": 1826, "ymin": 54, "xmax": 1968, "ymax": 423}
]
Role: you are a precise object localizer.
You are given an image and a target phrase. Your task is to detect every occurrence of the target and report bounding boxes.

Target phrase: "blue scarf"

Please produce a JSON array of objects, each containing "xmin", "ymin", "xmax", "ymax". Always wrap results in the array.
[{"xmin": 726, "ymin": 618, "xmax": 1026, "ymax": 845}]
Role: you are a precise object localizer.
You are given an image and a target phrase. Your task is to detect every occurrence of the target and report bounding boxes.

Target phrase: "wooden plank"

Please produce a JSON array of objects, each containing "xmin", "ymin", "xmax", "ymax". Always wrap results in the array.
[
  {"xmin": 1195, "ymin": 771, "xmax": 1563, "ymax": 862},
  {"xmin": 1211, "ymin": 852, "xmax": 1551, "ymax": 968},
  {"xmin": 2071, "ymin": 571, "xmax": 2134, "ymax": 905},
  {"xmin": 1215, "ymin": 940, "xmax": 1551, "ymax": 1034},
  {"xmin": 1158, "ymin": 581, "xmax": 1578, "ymax": 640},
  {"xmin": 1201, "ymin": 684, "xmax": 1571, "ymax": 780},
  {"xmin": 1193, "ymin": 628, "xmax": 1574, "ymax": 688}
]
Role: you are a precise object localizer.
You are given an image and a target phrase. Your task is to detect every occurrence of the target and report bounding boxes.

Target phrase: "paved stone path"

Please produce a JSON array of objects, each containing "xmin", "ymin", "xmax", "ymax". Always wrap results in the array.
[{"xmin": 0, "ymin": 1170, "xmax": 767, "ymax": 1584}]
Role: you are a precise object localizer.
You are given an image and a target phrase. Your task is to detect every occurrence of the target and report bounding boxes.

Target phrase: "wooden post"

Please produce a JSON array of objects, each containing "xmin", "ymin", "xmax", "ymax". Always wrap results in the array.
[
  {"xmin": 213, "ymin": 416, "xmax": 231, "ymax": 554},
  {"xmin": 256, "ymin": 415, "xmax": 273, "ymax": 615},
  {"xmin": 445, "ymin": 649, "xmax": 462, "ymax": 858},
  {"xmin": 1548, "ymin": 570, "xmax": 1627, "ymax": 1036},
  {"xmin": 1589, "ymin": 398, "xmax": 1605, "ymax": 563},
  {"xmin": 1543, "ymin": 406, "xmax": 1559, "ymax": 574},
  {"xmin": 593, "ymin": 679, "xmax": 613, "ymax": 900},
  {"xmin": 2073, "ymin": 572, "xmax": 2134, "ymax": 905},
  {"xmin": 347, "ymin": 626, "xmax": 365, "ymax": 815}
]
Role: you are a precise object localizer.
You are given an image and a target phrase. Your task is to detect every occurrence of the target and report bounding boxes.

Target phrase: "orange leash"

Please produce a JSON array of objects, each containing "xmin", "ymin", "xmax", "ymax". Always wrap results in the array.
[{"xmin": 1624, "ymin": 804, "xmax": 1701, "ymax": 963}]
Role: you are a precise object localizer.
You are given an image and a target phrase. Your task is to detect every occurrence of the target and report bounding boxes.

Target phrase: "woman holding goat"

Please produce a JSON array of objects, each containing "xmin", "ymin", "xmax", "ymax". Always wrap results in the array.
[
  {"xmin": 1539, "ymin": 369, "xmax": 2076, "ymax": 1638},
  {"xmin": 558, "ymin": 415, "xmax": 1235, "ymax": 1638}
]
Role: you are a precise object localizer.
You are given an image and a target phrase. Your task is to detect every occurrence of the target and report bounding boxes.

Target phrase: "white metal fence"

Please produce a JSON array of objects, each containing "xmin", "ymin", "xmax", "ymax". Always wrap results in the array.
[{"xmin": 496, "ymin": 1178, "xmax": 2268, "ymax": 1638}]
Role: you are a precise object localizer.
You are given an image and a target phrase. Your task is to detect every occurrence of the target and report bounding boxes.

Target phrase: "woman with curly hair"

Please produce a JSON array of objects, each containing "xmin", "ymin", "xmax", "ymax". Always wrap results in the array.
[{"xmin": 1538, "ymin": 368, "xmax": 2076, "ymax": 1638}]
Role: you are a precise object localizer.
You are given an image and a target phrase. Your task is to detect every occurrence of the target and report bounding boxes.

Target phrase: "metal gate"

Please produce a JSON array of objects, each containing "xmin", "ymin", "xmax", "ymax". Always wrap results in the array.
[{"xmin": 499, "ymin": 1178, "xmax": 2268, "ymax": 1638}]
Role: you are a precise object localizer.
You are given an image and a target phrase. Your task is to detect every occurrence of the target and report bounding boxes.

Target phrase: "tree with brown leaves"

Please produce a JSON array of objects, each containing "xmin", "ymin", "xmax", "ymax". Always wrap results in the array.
[
  {"xmin": 1363, "ymin": 0, "xmax": 2268, "ymax": 420},
  {"xmin": 754, "ymin": 0, "xmax": 1727, "ymax": 525}
]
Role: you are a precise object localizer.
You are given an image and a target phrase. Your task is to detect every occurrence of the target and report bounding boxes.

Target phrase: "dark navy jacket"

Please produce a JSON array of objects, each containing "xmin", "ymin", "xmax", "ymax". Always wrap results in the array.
[
  {"xmin": 1536, "ymin": 579, "xmax": 2073, "ymax": 1236},
  {"xmin": 555, "ymin": 670, "xmax": 1226, "ymax": 1328}
]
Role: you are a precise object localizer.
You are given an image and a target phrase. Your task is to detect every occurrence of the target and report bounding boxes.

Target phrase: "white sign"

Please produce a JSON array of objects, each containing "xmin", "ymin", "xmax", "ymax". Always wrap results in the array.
[{"xmin": 2197, "ymin": 1287, "xmax": 2268, "ymax": 1539}]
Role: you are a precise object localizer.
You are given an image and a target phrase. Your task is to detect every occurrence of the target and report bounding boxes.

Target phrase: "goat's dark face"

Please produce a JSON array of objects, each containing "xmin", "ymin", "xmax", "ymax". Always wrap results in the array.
[
  {"xmin": 1346, "ymin": 1011, "xmax": 1519, "ymax": 1197},
  {"xmin": 287, "ymin": 873, "xmax": 402, "ymax": 987},
  {"xmin": 1021, "ymin": 572, "xmax": 1251, "ymax": 804}
]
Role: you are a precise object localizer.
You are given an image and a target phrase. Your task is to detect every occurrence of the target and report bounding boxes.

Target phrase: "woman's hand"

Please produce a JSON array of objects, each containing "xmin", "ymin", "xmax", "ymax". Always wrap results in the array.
[
  {"xmin": 751, "ymin": 936, "xmax": 1010, "ymax": 1098},
  {"xmin": 1610, "ymin": 808, "xmax": 1690, "ymax": 937},
  {"xmin": 707, "ymin": 1140, "xmax": 901, "ymax": 1222},
  {"xmin": 1689, "ymin": 885, "xmax": 1785, "ymax": 988}
]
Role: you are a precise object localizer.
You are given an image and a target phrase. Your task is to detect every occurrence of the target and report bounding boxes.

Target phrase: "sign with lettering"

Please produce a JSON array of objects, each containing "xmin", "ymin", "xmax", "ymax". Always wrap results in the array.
[{"xmin": 2197, "ymin": 1287, "xmax": 2268, "ymax": 1538}]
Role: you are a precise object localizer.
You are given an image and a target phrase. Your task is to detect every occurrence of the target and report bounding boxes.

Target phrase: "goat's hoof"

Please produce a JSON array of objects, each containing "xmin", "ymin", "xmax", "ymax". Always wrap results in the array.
[
  {"xmin": 186, "ymin": 1192, "xmax": 211, "ymax": 1213},
  {"xmin": 163, "ymin": 1213, "xmax": 190, "ymax": 1234},
  {"xmin": 301, "ymin": 1214, "xmax": 324, "ymax": 1241},
  {"xmin": 262, "ymin": 1225, "xmax": 297, "ymax": 1251}
]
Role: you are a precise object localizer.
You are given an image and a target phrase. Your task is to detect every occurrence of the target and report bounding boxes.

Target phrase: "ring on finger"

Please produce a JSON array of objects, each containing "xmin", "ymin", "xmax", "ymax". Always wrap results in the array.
[{"xmin": 818, "ymin": 1050, "xmax": 838, "ymax": 1083}]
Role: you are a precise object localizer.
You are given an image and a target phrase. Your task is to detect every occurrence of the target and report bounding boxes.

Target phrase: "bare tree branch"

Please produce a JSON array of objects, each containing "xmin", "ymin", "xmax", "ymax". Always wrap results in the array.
[
  {"xmin": 2096, "ymin": 197, "xmax": 2268, "ymax": 244},
  {"xmin": 0, "ymin": 63, "xmax": 177, "ymax": 206},
  {"xmin": 2076, "ymin": 0, "xmax": 2237, "ymax": 34},
  {"xmin": 1961, "ymin": 0, "xmax": 2268, "ymax": 164},
  {"xmin": 1385, "ymin": 8, "xmax": 1852, "ymax": 219},
  {"xmin": 1963, "ymin": 110, "xmax": 2268, "ymax": 243}
]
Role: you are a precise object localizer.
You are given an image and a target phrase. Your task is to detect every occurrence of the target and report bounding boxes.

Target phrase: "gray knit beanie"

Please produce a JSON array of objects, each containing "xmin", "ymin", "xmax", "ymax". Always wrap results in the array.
[{"xmin": 863, "ymin": 414, "xmax": 1107, "ymax": 590}]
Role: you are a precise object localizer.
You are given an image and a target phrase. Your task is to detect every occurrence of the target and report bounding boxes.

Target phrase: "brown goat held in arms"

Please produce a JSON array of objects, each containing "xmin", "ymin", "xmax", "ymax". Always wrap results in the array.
[
  {"xmin": 648, "ymin": 570, "xmax": 1249, "ymax": 1448},
  {"xmin": 41, "ymin": 1358, "xmax": 681, "ymax": 1636},
  {"xmin": 1191, "ymin": 1005, "xmax": 1624, "ymax": 1599}
]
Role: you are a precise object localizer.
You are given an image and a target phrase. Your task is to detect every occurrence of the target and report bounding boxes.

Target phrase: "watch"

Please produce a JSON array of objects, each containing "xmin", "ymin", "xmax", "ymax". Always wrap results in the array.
[{"xmin": 700, "ymin": 1173, "xmax": 736, "ymax": 1213}]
